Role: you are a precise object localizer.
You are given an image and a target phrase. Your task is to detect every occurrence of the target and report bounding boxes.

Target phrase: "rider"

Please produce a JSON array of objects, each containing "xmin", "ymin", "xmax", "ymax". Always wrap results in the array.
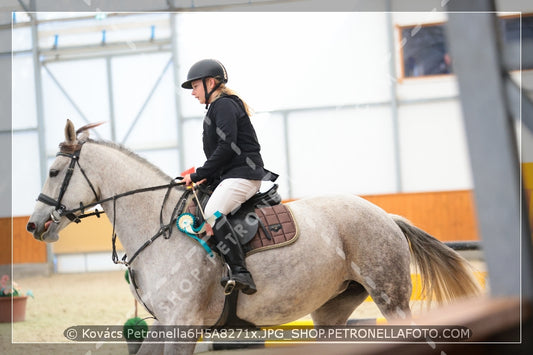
[{"xmin": 181, "ymin": 59, "xmax": 278, "ymax": 295}]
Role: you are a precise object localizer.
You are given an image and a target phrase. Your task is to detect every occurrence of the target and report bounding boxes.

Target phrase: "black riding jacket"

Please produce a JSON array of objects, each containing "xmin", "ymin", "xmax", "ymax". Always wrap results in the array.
[{"xmin": 190, "ymin": 95, "xmax": 277, "ymax": 187}]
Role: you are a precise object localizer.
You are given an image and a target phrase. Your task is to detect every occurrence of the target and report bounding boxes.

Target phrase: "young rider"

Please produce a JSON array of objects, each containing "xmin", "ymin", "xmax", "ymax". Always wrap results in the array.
[{"xmin": 181, "ymin": 59, "xmax": 278, "ymax": 295}]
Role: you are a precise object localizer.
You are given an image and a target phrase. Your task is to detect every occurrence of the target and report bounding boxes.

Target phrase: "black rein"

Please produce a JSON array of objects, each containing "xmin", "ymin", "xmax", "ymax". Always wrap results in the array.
[{"xmin": 36, "ymin": 144, "xmax": 187, "ymax": 267}]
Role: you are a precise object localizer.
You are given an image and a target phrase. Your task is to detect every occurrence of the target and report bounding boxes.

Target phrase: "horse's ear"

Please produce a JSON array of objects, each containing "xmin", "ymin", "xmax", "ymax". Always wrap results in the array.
[
  {"xmin": 65, "ymin": 119, "xmax": 77, "ymax": 144},
  {"xmin": 76, "ymin": 121, "xmax": 105, "ymax": 142}
]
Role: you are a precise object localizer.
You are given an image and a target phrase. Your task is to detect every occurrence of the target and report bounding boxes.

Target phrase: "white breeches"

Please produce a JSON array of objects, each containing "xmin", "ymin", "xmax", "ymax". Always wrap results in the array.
[{"xmin": 204, "ymin": 178, "xmax": 261, "ymax": 223}]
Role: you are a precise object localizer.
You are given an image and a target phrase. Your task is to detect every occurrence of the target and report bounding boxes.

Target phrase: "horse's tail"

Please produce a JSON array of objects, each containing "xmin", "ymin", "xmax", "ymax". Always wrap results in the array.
[{"xmin": 391, "ymin": 214, "xmax": 481, "ymax": 306}]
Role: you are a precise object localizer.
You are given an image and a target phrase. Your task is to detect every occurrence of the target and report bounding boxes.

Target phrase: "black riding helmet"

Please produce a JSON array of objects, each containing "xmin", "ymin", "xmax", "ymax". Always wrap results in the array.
[{"xmin": 182, "ymin": 59, "xmax": 228, "ymax": 108}]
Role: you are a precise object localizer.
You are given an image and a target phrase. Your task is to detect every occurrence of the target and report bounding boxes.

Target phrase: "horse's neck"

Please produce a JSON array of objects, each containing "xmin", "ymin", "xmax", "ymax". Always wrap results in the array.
[
  {"xmin": 85, "ymin": 142, "xmax": 170, "ymax": 195},
  {"xmin": 83, "ymin": 142, "xmax": 181, "ymax": 255}
]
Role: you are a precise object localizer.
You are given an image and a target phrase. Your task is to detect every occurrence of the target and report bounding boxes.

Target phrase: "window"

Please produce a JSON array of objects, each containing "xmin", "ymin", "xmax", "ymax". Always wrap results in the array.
[
  {"xmin": 399, "ymin": 14, "xmax": 533, "ymax": 79},
  {"xmin": 400, "ymin": 24, "xmax": 451, "ymax": 78},
  {"xmin": 500, "ymin": 14, "xmax": 533, "ymax": 71}
]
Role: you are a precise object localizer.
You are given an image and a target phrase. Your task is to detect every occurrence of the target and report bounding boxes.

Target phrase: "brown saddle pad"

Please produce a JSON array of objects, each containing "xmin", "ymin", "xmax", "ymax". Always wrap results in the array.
[
  {"xmin": 244, "ymin": 204, "xmax": 299, "ymax": 256},
  {"xmin": 185, "ymin": 202, "xmax": 299, "ymax": 256}
]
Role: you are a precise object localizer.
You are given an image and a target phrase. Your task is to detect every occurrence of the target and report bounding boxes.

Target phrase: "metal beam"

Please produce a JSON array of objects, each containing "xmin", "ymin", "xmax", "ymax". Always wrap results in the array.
[
  {"xmin": 282, "ymin": 111, "xmax": 293, "ymax": 199},
  {"xmin": 40, "ymin": 39, "xmax": 172, "ymax": 63},
  {"xmin": 505, "ymin": 75, "xmax": 533, "ymax": 134},
  {"xmin": 29, "ymin": 0, "xmax": 53, "ymax": 276},
  {"xmin": 386, "ymin": 6, "xmax": 402, "ymax": 192},
  {"xmin": 169, "ymin": 13, "xmax": 185, "ymax": 173},
  {"xmin": 446, "ymin": 0, "xmax": 533, "ymax": 301},
  {"xmin": 106, "ymin": 56, "xmax": 117, "ymax": 142},
  {"xmin": 29, "ymin": 0, "xmax": 46, "ymax": 184}
]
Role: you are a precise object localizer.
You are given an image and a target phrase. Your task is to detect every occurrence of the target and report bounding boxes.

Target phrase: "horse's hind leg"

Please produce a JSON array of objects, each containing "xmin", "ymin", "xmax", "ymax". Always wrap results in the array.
[
  {"xmin": 365, "ymin": 272, "xmax": 413, "ymax": 321},
  {"xmin": 311, "ymin": 281, "xmax": 369, "ymax": 326}
]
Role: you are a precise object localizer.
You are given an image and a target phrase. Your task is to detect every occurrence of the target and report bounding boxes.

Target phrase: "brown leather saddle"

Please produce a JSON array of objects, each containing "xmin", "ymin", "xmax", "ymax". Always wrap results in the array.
[{"xmin": 184, "ymin": 184, "xmax": 299, "ymax": 256}]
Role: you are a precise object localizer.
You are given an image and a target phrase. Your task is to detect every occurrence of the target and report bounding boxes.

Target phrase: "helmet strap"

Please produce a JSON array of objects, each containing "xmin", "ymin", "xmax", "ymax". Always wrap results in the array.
[{"xmin": 203, "ymin": 77, "xmax": 223, "ymax": 109}]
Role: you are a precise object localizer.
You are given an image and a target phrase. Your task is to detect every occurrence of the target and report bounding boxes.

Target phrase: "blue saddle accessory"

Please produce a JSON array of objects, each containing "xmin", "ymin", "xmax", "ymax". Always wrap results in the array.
[{"xmin": 176, "ymin": 213, "xmax": 214, "ymax": 257}]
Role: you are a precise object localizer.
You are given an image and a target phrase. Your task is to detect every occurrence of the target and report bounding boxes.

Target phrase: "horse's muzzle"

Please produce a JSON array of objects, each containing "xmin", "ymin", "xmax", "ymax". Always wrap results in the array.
[{"xmin": 26, "ymin": 222, "xmax": 37, "ymax": 233}]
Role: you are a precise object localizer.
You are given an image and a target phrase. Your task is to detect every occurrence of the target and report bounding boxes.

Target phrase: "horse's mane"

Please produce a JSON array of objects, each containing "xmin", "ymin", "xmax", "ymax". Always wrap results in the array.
[
  {"xmin": 86, "ymin": 138, "xmax": 173, "ymax": 182},
  {"xmin": 59, "ymin": 121, "xmax": 173, "ymax": 182}
]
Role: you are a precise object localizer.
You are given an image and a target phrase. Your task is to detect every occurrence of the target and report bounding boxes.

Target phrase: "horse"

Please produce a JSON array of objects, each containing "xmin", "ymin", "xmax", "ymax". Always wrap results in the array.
[{"xmin": 26, "ymin": 120, "xmax": 481, "ymax": 354}]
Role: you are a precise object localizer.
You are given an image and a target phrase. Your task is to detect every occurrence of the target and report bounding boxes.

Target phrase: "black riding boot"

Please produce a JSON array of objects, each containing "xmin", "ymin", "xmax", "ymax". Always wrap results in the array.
[{"xmin": 212, "ymin": 214, "xmax": 257, "ymax": 295}]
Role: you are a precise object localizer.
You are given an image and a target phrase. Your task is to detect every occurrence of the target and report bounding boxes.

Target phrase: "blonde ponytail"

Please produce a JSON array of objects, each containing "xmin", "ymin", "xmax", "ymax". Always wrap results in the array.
[{"xmin": 213, "ymin": 82, "xmax": 254, "ymax": 117}]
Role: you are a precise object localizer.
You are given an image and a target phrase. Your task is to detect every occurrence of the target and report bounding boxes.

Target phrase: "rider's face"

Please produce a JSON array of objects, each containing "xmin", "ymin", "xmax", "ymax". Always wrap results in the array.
[
  {"xmin": 191, "ymin": 78, "xmax": 217, "ymax": 105},
  {"xmin": 191, "ymin": 79, "xmax": 206, "ymax": 104}
]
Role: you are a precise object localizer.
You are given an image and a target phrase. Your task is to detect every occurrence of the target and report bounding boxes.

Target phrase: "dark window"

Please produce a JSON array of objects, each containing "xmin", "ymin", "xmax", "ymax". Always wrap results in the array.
[
  {"xmin": 500, "ymin": 15, "xmax": 533, "ymax": 71},
  {"xmin": 501, "ymin": 15, "xmax": 533, "ymax": 41},
  {"xmin": 399, "ymin": 14, "xmax": 533, "ymax": 79},
  {"xmin": 401, "ymin": 24, "xmax": 451, "ymax": 78}
]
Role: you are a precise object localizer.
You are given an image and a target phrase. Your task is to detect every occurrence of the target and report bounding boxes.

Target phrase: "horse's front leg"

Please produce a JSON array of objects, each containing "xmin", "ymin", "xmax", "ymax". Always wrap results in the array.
[
  {"xmin": 136, "ymin": 294, "xmax": 208, "ymax": 355},
  {"xmin": 135, "ymin": 338, "xmax": 197, "ymax": 355},
  {"xmin": 134, "ymin": 319, "xmax": 199, "ymax": 355},
  {"xmin": 134, "ymin": 318, "xmax": 164, "ymax": 355},
  {"xmin": 163, "ymin": 342, "xmax": 197, "ymax": 355}
]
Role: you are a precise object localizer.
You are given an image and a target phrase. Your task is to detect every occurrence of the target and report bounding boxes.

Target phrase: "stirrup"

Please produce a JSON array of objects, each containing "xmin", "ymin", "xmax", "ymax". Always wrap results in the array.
[
  {"xmin": 222, "ymin": 263, "xmax": 234, "ymax": 295},
  {"xmin": 224, "ymin": 280, "xmax": 236, "ymax": 295}
]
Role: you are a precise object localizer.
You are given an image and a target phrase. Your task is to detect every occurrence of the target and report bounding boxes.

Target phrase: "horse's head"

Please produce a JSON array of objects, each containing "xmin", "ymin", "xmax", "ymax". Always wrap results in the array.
[{"xmin": 27, "ymin": 119, "xmax": 103, "ymax": 242}]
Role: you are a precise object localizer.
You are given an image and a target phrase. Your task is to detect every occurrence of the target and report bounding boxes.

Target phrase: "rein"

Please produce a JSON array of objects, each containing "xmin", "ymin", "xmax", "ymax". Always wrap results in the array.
[
  {"xmin": 36, "ymin": 143, "xmax": 187, "ymax": 267},
  {"xmin": 37, "ymin": 141, "xmax": 203, "ymax": 320}
]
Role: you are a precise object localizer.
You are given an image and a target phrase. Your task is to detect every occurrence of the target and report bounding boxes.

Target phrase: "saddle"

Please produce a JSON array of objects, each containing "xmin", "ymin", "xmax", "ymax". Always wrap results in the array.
[{"xmin": 182, "ymin": 184, "xmax": 299, "ymax": 256}]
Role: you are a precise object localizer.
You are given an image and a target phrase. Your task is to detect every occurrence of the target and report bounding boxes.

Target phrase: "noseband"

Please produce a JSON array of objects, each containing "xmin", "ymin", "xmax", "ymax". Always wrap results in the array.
[{"xmin": 37, "ymin": 145, "xmax": 100, "ymax": 224}]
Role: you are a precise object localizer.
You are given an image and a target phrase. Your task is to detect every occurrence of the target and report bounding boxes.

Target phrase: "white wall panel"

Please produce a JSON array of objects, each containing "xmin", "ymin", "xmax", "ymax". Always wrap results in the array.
[
  {"xmin": 178, "ymin": 12, "xmax": 391, "ymax": 116},
  {"xmin": 54, "ymin": 252, "xmax": 124, "ymax": 273},
  {"xmin": 249, "ymin": 113, "xmax": 290, "ymax": 198},
  {"xmin": 12, "ymin": 132, "xmax": 42, "ymax": 216},
  {"xmin": 399, "ymin": 101, "xmax": 473, "ymax": 192},
  {"xmin": 137, "ymin": 148, "xmax": 180, "ymax": 180},
  {"xmin": 288, "ymin": 107, "xmax": 396, "ymax": 198},
  {"xmin": 41, "ymin": 59, "xmax": 111, "ymax": 154},
  {"xmin": 12, "ymin": 54, "xmax": 37, "ymax": 130},
  {"xmin": 111, "ymin": 53, "xmax": 176, "ymax": 147},
  {"xmin": 181, "ymin": 118, "xmax": 205, "ymax": 173},
  {"xmin": 397, "ymin": 76, "xmax": 459, "ymax": 102}
]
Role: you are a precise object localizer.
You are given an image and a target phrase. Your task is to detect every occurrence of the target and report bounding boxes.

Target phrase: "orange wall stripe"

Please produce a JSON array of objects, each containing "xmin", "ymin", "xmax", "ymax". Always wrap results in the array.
[{"xmin": 5, "ymin": 189, "xmax": 484, "ymax": 264}]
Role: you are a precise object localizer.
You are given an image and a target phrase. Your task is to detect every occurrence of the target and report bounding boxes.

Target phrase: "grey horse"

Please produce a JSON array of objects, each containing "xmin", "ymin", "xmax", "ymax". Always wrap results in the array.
[{"xmin": 27, "ymin": 120, "xmax": 480, "ymax": 354}]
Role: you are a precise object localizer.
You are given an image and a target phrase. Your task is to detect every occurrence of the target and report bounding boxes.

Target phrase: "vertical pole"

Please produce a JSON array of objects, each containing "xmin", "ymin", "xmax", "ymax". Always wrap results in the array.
[
  {"xmin": 169, "ymin": 12, "xmax": 185, "ymax": 173},
  {"xmin": 282, "ymin": 111, "xmax": 292, "ymax": 199},
  {"xmin": 29, "ymin": 3, "xmax": 46, "ymax": 185},
  {"xmin": 29, "ymin": 1, "xmax": 53, "ymax": 275},
  {"xmin": 385, "ymin": 7, "xmax": 402, "ymax": 192},
  {"xmin": 106, "ymin": 56, "xmax": 117, "ymax": 142},
  {"xmin": 446, "ymin": 1, "xmax": 533, "ymax": 300}
]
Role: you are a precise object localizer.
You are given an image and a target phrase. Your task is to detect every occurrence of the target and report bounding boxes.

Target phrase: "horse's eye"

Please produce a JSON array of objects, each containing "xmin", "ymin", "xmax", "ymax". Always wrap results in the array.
[{"xmin": 49, "ymin": 169, "xmax": 59, "ymax": 178}]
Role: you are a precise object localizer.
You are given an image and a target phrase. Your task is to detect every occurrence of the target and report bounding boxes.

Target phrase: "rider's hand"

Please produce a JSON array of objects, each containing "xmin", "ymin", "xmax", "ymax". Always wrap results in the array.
[
  {"xmin": 183, "ymin": 174, "xmax": 206, "ymax": 187},
  {"xmin": 183, "ymin": 174, "xmax": 193, "ymax": 186}
]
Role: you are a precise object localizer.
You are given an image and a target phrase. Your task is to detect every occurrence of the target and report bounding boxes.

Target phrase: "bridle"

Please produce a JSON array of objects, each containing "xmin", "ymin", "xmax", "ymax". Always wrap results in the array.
[
  {"xmin": 35, "ymin": 140, "xmax": 203, "ymax": 319},
  {"xmin": 37, "ymin": 143, "xmax": 186, "ymax": 227},
  {"xmin": 37, "ymin": 147, "xmax": 100, "ymax": 224},
  {"xmin": 36, "ymin": 142, "xmax": 189, "ymax": 265}
]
